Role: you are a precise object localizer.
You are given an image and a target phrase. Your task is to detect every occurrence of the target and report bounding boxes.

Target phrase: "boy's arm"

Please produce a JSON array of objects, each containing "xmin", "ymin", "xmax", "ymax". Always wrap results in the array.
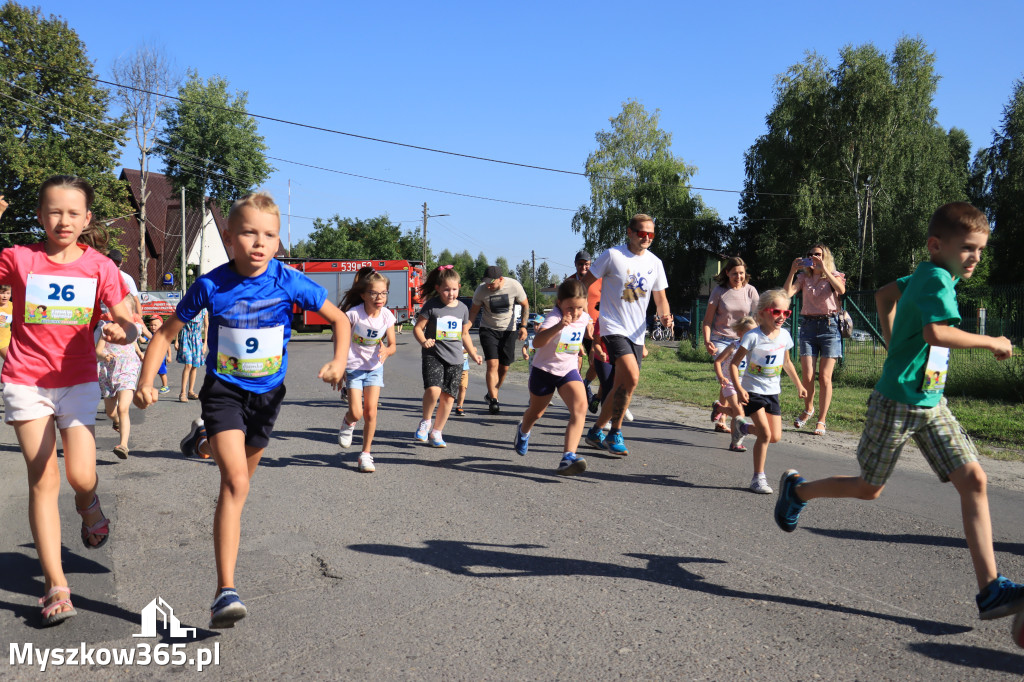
[
  {"xmin": 316, "ymin": 300, "xmax": 350, "ymax": 389},
  {"xmin": 134, "ymin": 318, "xmax": 184, "ymax": 408},
  {"xmin": 923, "ymin": 322, "xmax": 1013, "ymax": 360},
  {"xmin": 875, "ymin": 281, "xmax": 901, "ymax": 347}
]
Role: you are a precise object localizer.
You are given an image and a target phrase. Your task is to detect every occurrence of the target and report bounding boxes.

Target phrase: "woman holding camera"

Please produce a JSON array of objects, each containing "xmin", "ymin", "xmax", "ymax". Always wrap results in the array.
[{"xmin": 782, "ymin": 243, "xmax": 846, "ymax": 435}]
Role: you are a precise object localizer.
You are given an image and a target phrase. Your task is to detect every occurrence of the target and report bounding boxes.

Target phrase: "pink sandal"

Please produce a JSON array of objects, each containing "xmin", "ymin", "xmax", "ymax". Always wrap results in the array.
[
  {"xmin": 39, "ymin": 586, "xmax": 77, "ymax": 627},
  {"xmin": 76, "ymin": 495, "xmax": 110, "ymax": 549}
]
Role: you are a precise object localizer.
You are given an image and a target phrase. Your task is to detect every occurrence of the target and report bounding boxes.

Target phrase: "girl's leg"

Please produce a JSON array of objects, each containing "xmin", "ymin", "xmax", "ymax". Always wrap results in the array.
[
  {"xmin": 188, "ymin": 366, "xmax": 198, "ymax": 395},
  {"xmin": 422, "ymin": 387, "xmax": 441, "ymax": 421},
  {"xmin": 361, "ymin": 386, "xmax": 380, "ymax": 451},
  {"xmin": 103, "ymin": 396, "xmax": 117, "ymax": 422},
  {"xmin": 555, "ymin": 381, "xmax": 587, "ymax": 453},
  {"xmin": 346, "ymin": 388, "xmax": 364, "ymax": 425},
  {"xmin": 180, "ymin": 366, "xmax": 190, "ymax": 400},
  {"xmin": 15, "ymin": 417, "xmax": 68, "ymax": 596},
  {"xmin": 747, "ymin": 408, "xmax": 772, "ymax": 475},
  {"xmin": 725, "ymin": 394, "xmax": 742, "ymax": 431},
  {"xmin": 116, "ymin": 390, "xmax": 132, "ymax": 449},
  {"xmin": 799, "ymin": 355, "xmax": 816, "ymax": 415},
  {"xmin": 521, "ymin": 392, "xmax": 555, "ymax": 433},
  {"xmin": 58, "ymin": 424, "xmax": 104, "ymax": 533},
  {"xmin": 433, "ymin": 392, "xmax": 455, "ymax": 431},
  {"xmin": 209, "ymin": 429, "xmax": 263, "ymax": 592},
  {"xmin": 817, "ymin": 357, "xmax": 838, "ymax": 426}
]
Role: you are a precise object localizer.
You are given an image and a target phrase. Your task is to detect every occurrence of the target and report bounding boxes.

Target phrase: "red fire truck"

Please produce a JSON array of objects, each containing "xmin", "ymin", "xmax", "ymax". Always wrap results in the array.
[{"xmin": 281, "ymin": 259, "xmax": 426, "ymax": 332}]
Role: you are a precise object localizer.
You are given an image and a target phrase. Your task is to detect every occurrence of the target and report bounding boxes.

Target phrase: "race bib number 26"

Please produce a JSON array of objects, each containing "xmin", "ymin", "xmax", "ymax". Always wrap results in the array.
[{"xmin": 24, "ymin": 273, "xmax": 97, "ymax": 325}]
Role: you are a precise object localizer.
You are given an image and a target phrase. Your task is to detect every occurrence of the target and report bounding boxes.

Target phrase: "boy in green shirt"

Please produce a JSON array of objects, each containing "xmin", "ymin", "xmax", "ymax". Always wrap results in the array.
[{"xmin": 774, "ymin": 202, "xmax": 1023, "ymax": 622}]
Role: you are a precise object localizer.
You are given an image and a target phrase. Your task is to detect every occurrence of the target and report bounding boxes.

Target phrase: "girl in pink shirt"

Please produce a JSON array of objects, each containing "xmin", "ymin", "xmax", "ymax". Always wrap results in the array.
[
  {"xmin": 513, "ymin": 279, "xmax": 593, "ymax": 476},
  {"xmin": 0, "ymin": 176, "xmax": 137, "ymax": 627}
]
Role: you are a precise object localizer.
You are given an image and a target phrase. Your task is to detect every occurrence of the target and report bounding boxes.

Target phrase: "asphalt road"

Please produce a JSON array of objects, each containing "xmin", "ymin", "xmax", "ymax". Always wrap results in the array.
[{"xmin": 1, "ymin": 333, "xmax": 1023, "ymax": 680}]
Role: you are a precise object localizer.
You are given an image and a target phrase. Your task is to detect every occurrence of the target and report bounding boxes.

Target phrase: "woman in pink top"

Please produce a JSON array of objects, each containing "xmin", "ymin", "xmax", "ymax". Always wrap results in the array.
[
  {"xmin": 782, "ymin": 243, "xmax": 846, "ymax": 435},
  {"xmin": 701, "ymin": 257, "xmax": 758, "ymax": 432}
]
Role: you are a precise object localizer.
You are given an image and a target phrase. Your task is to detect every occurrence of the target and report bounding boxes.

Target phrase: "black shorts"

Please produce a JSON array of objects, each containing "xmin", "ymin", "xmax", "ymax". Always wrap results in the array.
[
  {"xmin": 479, "ymin": 327, "xmax": 517, "ymax": 366},
  {"xmin": 743, "ymin": 392, "xmax": 781, "ymax": 417},
  {"xmin": 582, "ymin": 337, "xmax": 593, "ymax": 356},
  {"xmin": 422, "ymin": 351, "xmax": 462, "ymax": 397},
  {"xmin": 528, "ymin": 367, "xmax": 583, "ymax": 396},
  {"xmin": 601, "ymin": 334, "xmax": 644, "ymax": 370},
  {"xmin": 199, "ymin": 374, "xmax": 287, "ymax": 450}
]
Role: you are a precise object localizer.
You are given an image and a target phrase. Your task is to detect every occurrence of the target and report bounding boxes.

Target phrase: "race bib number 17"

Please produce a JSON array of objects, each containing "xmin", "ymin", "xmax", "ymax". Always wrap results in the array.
[
  {"xmin": 217, "ymin": 325, "xmax": 284, "ymax": 378},
  {"xmin": 25, "ymin": 273, "xmax": 97, "ymax": 325}
]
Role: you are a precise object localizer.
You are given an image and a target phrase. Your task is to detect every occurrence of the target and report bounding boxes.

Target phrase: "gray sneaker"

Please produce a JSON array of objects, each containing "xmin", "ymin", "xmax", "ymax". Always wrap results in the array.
[{"xmin": 749, "ymin": 474, "xmax": 773, "ymax": 494}]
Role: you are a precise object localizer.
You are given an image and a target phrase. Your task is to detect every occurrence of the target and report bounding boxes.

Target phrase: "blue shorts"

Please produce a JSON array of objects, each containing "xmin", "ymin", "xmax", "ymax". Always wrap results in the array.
[
  {"xmin": 798, "ymin": 316, "xmax": 842, "ymax": 359},
  {"xmin": 345, "ymin": 366, "xmax": 384, "ymax": 390},
  {"xmin": 528, "ymin": 366, "xmax": 583, "ymax": 396},
  {"xmin": 158, "ymin": 359, "xmax": 167, "ymax": 375}
]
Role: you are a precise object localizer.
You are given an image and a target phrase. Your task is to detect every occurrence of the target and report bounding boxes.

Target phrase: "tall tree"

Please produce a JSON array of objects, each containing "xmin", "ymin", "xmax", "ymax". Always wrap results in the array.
[
  {"xmin": 157, "ymin": 70, "xmax": 274, "ymax": 216},
  {"xmin": 970, "ymin": 78, "xmax": 1024, "ymax": 285},
  {"xmin": 740, "ymin": 38, "xmax": 969, "ymax": 289},
  {"xmin": 572, "ymin": 99, "xmax": 725, "ymax": 308},
  {"xmin": 111, "ymin": 43, "xmax": 178, "ymax": 288},
  {"xmin": 300, "ymin": 214, "xmax": 425, "ymax": 261},
  {"xmin": 0, "ymin": 1, "xmax": 130, "ymax": 245}
]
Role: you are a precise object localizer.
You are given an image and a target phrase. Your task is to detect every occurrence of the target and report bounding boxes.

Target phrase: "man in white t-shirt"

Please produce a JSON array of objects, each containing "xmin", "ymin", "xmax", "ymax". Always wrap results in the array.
[
  {"xmin": 581, "ymin": 214, "xmax": 672, "ymax": 456},
  {"xmin": 107, "ymin": 249, "xmax": 141, "ymax": 314}
]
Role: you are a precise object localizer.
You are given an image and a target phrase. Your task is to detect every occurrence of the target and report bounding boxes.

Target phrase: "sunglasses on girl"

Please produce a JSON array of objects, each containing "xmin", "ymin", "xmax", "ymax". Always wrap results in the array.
[{"xmin": 766, "ymin": 308, "xmax": 792, "ymax": 320}]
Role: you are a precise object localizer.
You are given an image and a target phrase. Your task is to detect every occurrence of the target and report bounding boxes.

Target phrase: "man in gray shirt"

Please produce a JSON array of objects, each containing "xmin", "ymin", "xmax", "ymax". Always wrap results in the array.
[{"xmin": 469, "ymin": 265, "xmax": 530, "ymax": 414}]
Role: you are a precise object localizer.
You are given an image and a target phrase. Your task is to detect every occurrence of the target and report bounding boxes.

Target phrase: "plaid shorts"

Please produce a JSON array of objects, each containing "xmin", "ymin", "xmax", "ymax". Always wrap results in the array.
[{"xmin": 856, "ymin": 390, "xmax": 978, "ymax": 486}]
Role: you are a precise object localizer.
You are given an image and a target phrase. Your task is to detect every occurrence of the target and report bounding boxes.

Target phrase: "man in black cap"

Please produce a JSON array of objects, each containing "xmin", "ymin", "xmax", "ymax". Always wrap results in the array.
[
  {"xmin": 567, "ymin": 250, "xmax": 602, "ymax": 411},
  {"xmin": 469, "ymin": 265, "xmax": 530, "ymax": 414}
]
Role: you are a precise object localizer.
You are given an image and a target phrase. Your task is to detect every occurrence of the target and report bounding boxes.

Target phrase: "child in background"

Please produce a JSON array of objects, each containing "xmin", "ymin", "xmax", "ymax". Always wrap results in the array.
[
  {"xmin": 775, "ymin": 202, "xmax": 1024, "ymax": 627},
  {"xmin": 730, "ymin": 289, "xmax": 806, "ymax": 494},
  {"xmin": 0, "ymin": 284, "xmax": 12, "ymax": 373},
  {"xmin": 513, "ymin": 279, "xmax": 592, "ymax": 475},
  {"xmin": 176, "ymin": 308, "xmax": 208, "ymax": 402},
  {"xmin": 1, "ymin": 175, "xmax": 136, "ymax": 626},
  {"xmin": 146, "ymin": 315, "xmax": 172, "ymax": 393},
  {"xmin": 413, "ymin": 265, "xmax": 482, "ymax": 446},
  {"xmin": 96, "ymin": 297, "xmax": 145, "ymax": 459},
  {"xmin": 454, "ymin": 350, "xmax": 469, "ymax": 416},
  {"xmin": 337, "ymin": 269, "xmax": 396, "ymax": 473},
  {"xmin": 135, "ymin": 192, "xmax": 349, "ymax": 628},
  {"xmin": 711, "ymin": 316, "xmax": 758, "ymax": 451}
]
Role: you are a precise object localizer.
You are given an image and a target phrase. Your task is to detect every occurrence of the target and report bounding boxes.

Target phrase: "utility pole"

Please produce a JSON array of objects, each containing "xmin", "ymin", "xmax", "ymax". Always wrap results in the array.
[
  {"xmin": 287, "ymin": 179, "xmax": 292, "ymax": 254},
  {"xmin": 531, "ymin": 250, "xmax": 537, "ymax": 304},
  {"xmin": 180, "ymin": 187, "xmax": 187, "ymax": 295},
  {"xmin": 857, "ymin": 179, "xmax": 872, "ymax": 289},
  {"xmin": 422, "ymin": 202, "xmax": 428, "ymax": 265}
]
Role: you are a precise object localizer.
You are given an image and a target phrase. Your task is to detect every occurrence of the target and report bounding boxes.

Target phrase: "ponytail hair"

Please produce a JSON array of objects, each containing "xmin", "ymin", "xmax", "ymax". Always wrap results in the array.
[
  {"xmin": 338, "ymin": 268, "xmax": 390, "ymax": 312},
  {"xmin": 78, "ymin": 218, "xmax": 111, "ymax": 251},
  {"xmin": 556, "ymin": 277, "xmax": 586, "ymax": 302},
  {"xmin": 419, "ymin": 265, "xmax": 460, "ymax": 299}
]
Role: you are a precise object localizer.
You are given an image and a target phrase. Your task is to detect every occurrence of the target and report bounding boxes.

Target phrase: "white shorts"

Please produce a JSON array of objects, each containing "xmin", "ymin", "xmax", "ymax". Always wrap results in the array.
[{"xmin": 3, "ymin": 382, "xmax": 101, "ymax": 428}]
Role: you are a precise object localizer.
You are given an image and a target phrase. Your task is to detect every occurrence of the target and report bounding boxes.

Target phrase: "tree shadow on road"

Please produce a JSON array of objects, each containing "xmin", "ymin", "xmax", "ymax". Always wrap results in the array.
[
  {"xmin": 906, "ymin": 642, "xmax": 1024, "ymax": 674},
  {"xmin": 348, "ymin": 540, "xmax": 972, "ymax": 637},
  {"xmin": 804, "ymin": 527, "xmax": 1024, "ymax": 557}
]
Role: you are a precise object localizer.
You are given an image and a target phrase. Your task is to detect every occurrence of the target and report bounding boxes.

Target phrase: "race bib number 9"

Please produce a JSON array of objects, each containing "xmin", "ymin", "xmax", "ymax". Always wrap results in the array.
[
  {"xmin": 353, "ymin": 322, "xmax": 383, "ymax": 346},
  {"xmin": 24, "ymin": 273, "xmax": 97, "ymax": 325},
  {"xmin": 435, "ymin": 315, "xmax": 462, "ymax": 341},
  {"xmin": 556, "ymin": 327, "xmax": 583, "ymax": 354},
  {"xmin": 216, "ymin": 325, "xmax": 284, "ymax": 378}
]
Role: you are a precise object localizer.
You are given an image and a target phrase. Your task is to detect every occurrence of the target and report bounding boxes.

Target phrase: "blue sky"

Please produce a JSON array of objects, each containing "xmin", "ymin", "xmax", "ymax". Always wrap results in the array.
[{"xmin": 39, "ymin": 0, "xmax": 1024, "ymax": 277}]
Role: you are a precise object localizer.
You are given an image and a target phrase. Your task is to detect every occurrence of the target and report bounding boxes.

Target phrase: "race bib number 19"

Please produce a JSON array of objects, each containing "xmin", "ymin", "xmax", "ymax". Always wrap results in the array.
[
  {"xmin": 217, "ymin": 325, "xmax": 284, "ymax": 378},
  {"xmin": 436, "ymin": 315, "xmax": 462, "ymax": 341},
  {"xmin": 25, "ymin": 273, "xmax": 97, "ymax": 325}
]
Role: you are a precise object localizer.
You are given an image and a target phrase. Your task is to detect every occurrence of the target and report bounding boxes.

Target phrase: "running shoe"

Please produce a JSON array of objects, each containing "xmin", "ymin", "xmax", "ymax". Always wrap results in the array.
[
  {"xmin": 749, "ymin": 473, "xmax": 773, "ymax": 494},
  {"xmin": 414, "ymin": 420, "xmax": 431, "ymax": 442},
  {"xmin": 711, "ymin": 401, "xmax": 726, "ymax": 422},
  {"xmin": 624, "ymin": 408, "xmax": 634, "ymax": 422},
  {"xmin": 585, "ymin": 385, "xmax": 599, "ymax": 414},
  {"xmin": 454, "ymin": 406, "xmax": 465, "ymax": 416},
  {"xmin": 338, "ymin": 422, "xmax": 355, "ymax": 448},
  {"xmin": 606, "ymin": 430, "xmax": 629, "ymax": 457},
  {"xmin": 180, "ymin": 418, "xmax": 205, "ymax": 458},
  {"xmin": 1013, "ymin": 610, "xmax": 1024, "ymax": 648},
  {"xmin": 774, "ymin": 469, "xmax": 807, "ymax": 532},
  {"xmin": 585, "ymin": 425, "xmax": 607, "ymax": 450},
  {"xmin": 737, "ymin": 417, "xmax": 754, "ymax": 436},
  {"xmin": 158, "ymin": 386, "xmax": 170, "ymax": 394},
  {"xmin": 729, "ymin": 426, "xmax": 746, "ymax": 452},
  {"xmin": 977, "ymin": 575, "xmax": 1024, "ymax": 620},
  {"xmin": 428, "ymin": 434, "xmax": 447, "ymax": 448},
  {"xmin": 210, "ymin": 588, "xmax": 247, "ymax": 629},
  {"xmin": 357, "ymin": 453, "xmax": 375, "ymax": 473},
  {"xmin": 513, "ymin": 424, "xmax": 530, "ymax": 456},
  {"xmin": 489, "ymin": 398, "xmax": 500, "ymax": 415},
  {"xmin": 556, "ymin": 453, "xmax": 587, "ymax": 476}
]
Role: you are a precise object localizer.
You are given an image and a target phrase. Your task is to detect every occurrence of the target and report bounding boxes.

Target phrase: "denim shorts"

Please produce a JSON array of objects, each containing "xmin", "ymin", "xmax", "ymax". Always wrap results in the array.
[
  {"xmin": 798, "ymin": 316, "xmax": 842, "ymax": 359},
  {"xmin": 345, "ymin": 365, "xmax": 384, "ymax": 390}
]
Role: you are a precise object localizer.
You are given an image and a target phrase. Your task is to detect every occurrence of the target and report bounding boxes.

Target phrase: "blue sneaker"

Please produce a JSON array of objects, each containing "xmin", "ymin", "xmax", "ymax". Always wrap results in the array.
[
  {"xmin": 428, "ymin": 434, "xmax": 447, "ymax": 448},
  {"xmin": 774, "ymin": 469, "xmax": 807, "ymax": 532},
  {"xmin": 606, "ymin": 430, "xmax": 629, "ymax": 456},
  {"xmin": 210, "ymin": 588, "xmax": 247, "ymax": 628},
  {"xmin": 556, "ymin": 453, "xmax": 587, "ymax": 476},
  {"xmin": 977, "ymin": 574, "xmax": 1024, "ymax": 620},
  {"xmin": 585, "ymin": 425, "xmax": 607, "ymax": 450},
  {"xmin": 514, "ymin": 424, "xmax": 530, "ymax": 455},
  {"xmin": 413, "ymin": 420, "xmax": 430, "ymax": 443}
]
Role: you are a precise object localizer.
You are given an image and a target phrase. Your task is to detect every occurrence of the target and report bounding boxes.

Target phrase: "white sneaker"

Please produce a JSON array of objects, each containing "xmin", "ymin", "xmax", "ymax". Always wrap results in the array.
[
  {"xmin": 358, "ymin": 453, "xmax": 375, "ymax": 473},
  {"xmin": 750, "ymin": 474, "xmax": 773, "ymax": 495},
  {"xmin": 624, "ymin": 408, "xmax": 634, "ymax": 422},
  {"xmin": 338, "ymin": 421, "xmax": 356, "ymax": 448},
  {"xmin": 414, "ymin": 419, "xmax": 431, "ymax": 442}
]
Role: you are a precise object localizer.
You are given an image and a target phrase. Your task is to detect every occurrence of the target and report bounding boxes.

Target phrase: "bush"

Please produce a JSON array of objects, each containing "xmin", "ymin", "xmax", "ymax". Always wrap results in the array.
[{"xmin": 676, "ymin": 342, "xmax": 712, "ymax": 363}]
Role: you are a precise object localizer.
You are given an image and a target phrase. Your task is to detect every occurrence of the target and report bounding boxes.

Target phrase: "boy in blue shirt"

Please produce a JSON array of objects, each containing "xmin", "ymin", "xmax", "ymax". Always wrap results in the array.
[
  {"xmin": 774, "ymin": 202, "xmax": 1024, "ymax": 622},
  {"xmin": 136, "ymin": 192, "xmax": 349, "ymax": 628}
]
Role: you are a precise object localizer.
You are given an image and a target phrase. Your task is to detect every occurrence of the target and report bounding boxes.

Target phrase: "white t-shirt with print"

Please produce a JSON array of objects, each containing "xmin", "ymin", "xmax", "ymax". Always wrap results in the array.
[
  {"xmin": 738, "ymin": 327, "xmax": 794, "ymax": 395},
  {"xmin": 589, "ymin": 245, "xmax": 667, "ymax": 344},
  {"xmin": 346, "ymin": 303, "xmax": 396, "ymax": 371}
]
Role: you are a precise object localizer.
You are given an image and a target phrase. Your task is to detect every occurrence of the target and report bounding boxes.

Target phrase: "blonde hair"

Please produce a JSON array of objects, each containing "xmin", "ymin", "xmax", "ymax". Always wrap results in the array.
[
  {"xmin": 730, "ymin": 315, "xmax": 757, "ymax": 335},
  {"xmin": 628, "ymin": 214, "xmax": 655, "ymax": 231},
  {"xmin": 806, "ymin": 243, "xmax": 836, "ymax": 279},
  {"xmin": 228, "ymin": 191, "xmax": 280, "ymax": 229},
  {"xmin": 756, "ymin": 288, "xmax": 789, "ymax": 314}
]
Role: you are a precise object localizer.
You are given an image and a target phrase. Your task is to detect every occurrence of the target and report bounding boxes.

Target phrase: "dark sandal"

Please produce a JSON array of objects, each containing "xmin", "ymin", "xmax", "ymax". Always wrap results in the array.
[
  {"xmin": 188, "ymin": 392, "xmax": 200, "ymax": 400},
  {"xmin": 112, "ymin": 445, "xmax": 129, "ymax": 459},
  {"xmin": 112, "ymin": 419, "xmax": 120, "ymax": 432},
  {"xmin": 76, "ymin": 495, "xmax": 110, "ymax": 549},
  {"xmin": 40, "ymin": 586, "xmax": 77, "ymax": 627}
]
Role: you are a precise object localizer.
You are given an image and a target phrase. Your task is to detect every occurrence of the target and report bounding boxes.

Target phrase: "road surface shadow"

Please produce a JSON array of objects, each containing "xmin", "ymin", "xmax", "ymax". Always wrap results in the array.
[
  {"xmin": 348, "ymin": 540, "xmax": 971, "ymax": 637},
  {"xmin": 805, "ymin": 527, "xmax": 1024, "ymax": 557},
  {"xmin": 907, "ymin": 642, "xmax": 1024, "ymax": 673}
]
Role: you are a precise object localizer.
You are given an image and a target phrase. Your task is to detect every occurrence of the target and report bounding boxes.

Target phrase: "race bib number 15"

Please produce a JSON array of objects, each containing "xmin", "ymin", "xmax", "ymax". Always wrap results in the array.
[
  {"xmin": 217, "ymin": 325, "xmax": 284, "ymax": 378},
  {"xmin": 24, "ymin": 273, "xmax": 97, "ymax": 325}
]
